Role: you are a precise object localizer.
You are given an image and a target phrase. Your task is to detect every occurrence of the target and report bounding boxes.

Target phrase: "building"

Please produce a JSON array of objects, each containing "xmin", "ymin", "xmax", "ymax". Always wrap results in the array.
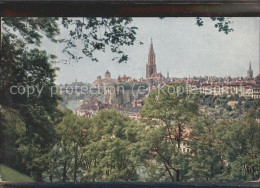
[
  {"xmin": 247, "ymin": 62, "xmax": 254, "ymax": 80},
  {"xmin": 93, "ymin": 75, "xmax": 102, "ymax": 86},
  {"xmin": 104, "ymin": 70, "xmax": 111, "ymax": 79},
  {"xmin": 146, "ymin": 39, "xmax": 157, "ymax": 79},
  {"xmin": 253, "ymin": 74, "xmax": 260, "ymax": 99},
  {"xmin": 117, "ymin": 74, "xmax": 133, "ymax": 83},
  {"xmin": 93, "ymin": 70, "xmax": 116, "ymax": 87},
  {"xmin": 186, "ymin": 67, "xmax": 260, "ymax": 99},
  {"xmin": 76, "ymin": 98, "xmax": 119, "ymax": 118},
  {"xmin": 76, "ymin": 98, "xmax": 104, "ymax": 117},
  {"xmin": 188, "ymin": 82, "xmax": 255, "ymax": 98},
  {"xmin": 145, "ymin": 39, "xmax": 166, "ymax": 88}
]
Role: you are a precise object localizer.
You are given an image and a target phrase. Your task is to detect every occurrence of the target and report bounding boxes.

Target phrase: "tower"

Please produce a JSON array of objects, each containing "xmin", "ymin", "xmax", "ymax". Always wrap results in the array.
[
  {"xmin": 146, "ymin": 39, "xmax": 157, "ymax": 79},
  {"xmin": 247, "ymin": 62, "xmax": 253, "ymax": 80},
  {"xmin": 105, "ymin": 70, "xmax": 111, "ymax": 79}
]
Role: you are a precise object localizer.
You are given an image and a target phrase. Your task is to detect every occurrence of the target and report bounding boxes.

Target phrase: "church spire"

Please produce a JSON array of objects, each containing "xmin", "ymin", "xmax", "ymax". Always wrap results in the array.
[
  {"xmin": 247, "ymin": 61, "xmax": 253, "ymax": 80},
  {"xmin": 146, "ymin": 39, "xmax": 157, "ymax": 79},
  {"xmin": 149, "ymin": 38, "xmax": 154, "ymax": 55}
]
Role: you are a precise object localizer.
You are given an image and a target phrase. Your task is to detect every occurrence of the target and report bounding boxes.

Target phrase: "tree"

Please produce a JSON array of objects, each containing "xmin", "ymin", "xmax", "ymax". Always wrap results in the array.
[
  {"xmin": 48, "ymin": 110, "xmax": 90, "ymax": 182},
  {"xmin": 0, "ymin": 36, "xmax": 61, "ymax": 181},
  {"xmin": 47, "ymin": 110, "xmax": 146, "ymax": 182},
  {"xmin": 187, "ymin": 118, "xmax": 224, "ymax": 181},
  {"xmin": 0, "ymin": 108, "xmax": 27, "ymax": 173},
  {"xmin": 82, "ymin": 110, "xmax": 146, "ymax": 182},
  {"xmin": 215, "ymin": 109, "xmax": 260, "ymax": 181},
  {"xmin": 140, "ymin": 84, "xmax": 199, "ymax": 182},
  {"xmin": 1, "ymin": 17, "xmax": 139, "ymax": 180}
]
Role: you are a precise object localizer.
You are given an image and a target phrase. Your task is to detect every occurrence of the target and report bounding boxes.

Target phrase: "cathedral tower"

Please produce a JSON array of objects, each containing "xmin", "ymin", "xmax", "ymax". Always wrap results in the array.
[
  {"xmin": 146, "ymin": 39, "xmax": 157, "ymax": 79},
  {"xmin": 247, "ymin": 62, "xmax": 253, "ymax": 80}
]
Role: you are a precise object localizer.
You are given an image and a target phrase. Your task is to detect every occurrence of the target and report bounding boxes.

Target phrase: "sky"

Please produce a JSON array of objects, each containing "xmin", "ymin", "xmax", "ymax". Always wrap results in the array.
[{"xmin": 43, "ymin": 17, "xmax": 260, "ymax": 84}]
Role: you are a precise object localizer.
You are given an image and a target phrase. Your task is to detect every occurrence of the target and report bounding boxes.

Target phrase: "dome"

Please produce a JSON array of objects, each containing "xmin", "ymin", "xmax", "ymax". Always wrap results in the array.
[{"xmin": 104, "ymin": 70, "xmax": 111, "ymax": 79}]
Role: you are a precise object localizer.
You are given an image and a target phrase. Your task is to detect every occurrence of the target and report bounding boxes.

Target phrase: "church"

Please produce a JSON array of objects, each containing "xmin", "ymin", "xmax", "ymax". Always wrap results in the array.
[
  {"xmin": 247, "ymin": 62, "xmax": 253, "ymax": 80},
  {"xmin": 146, "ymin": 39, "xmax": 164, "ymax": 82}
]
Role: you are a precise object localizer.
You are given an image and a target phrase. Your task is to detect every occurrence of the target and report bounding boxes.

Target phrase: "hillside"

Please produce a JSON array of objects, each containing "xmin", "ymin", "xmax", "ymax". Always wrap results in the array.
[{"xmin": 0, "ymin": 164, "xmax": 34, "ymax": 182}]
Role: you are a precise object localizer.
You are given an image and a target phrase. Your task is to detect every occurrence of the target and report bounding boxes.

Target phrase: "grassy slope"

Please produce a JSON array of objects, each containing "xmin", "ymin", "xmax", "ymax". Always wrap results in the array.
[{"xmin": 0, "ymin": 164, "xmax": 34, "ymax": 182}]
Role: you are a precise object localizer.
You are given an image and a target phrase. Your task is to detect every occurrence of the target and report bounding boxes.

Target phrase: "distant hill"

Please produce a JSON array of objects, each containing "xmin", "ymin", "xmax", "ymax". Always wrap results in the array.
[{"xmin": 0, "ymin": 164, "xmax": 34, "ymax": 182}]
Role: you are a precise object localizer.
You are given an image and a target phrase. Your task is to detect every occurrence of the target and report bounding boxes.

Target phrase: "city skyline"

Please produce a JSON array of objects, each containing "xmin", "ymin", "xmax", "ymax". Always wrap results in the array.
[{"xmin": 42, "ymin": 18, "xmax": 260, "ymax": 84}]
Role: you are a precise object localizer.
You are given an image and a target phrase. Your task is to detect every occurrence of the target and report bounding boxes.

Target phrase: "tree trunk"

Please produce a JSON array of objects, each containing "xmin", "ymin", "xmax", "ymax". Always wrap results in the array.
[
  {"xmin": 73, "ymin": 144, "xmax": 78, "ymax": 183},
  {"xmin": 35, "ymin": 171, "xmax": 43, "ymax": 182},
  {"xmin": 62, "ymin": 160, "xmax": 67, "ymax": 182},
  {"xmin": 177, "ymin": 125, "xmax": 182, "ymax": 148},
  {"xmin": 49, "ymin": 174, "xmax": 53, "ymax": 183},
  {"xmin": 163, "ymin": 161, "xmax": 174, "ymax": 182},
  {"xmin": 176, "ymin": 125, "xmax": 181, "ymax": 182},
  {"xmin": 176, "ymin": 170, "xmax": 180, "ymax": 182}
]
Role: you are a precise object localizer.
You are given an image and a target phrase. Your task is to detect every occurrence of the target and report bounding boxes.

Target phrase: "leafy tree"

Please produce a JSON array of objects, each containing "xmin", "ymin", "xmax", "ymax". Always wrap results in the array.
[
  {"xmin": 140, "ymin": 84, "xmax": 199, "ymax": 182},
  {"xmin": 82, "ymin": 110, "xmax": 146, "ymax": 182},
  {"xmin": 0, "ymin": 108, "xmax": 27, "ymax": 173},
  {"xmin": 187, "ymin": 109, "xmax": 260, "ymax": 182},
  {"xmin": 0, "ymin": 36, "xmax": 61, "ymax": 181},
  {"xmin": 47, "ymin": 110, "xmax": 146, "ymax": 182},
  {"xmin": 48, "ymin": 110, "xmax": 90, "ymax": 182},
  {"xmin": 1, "ymin": 17, "xmax": 139, "ymax": 180},
  {"xmin": 187, "ymin": 118, "xmax": 223, "ymax": 181},
  {"xmin": 215, "ymin": 109, "xmax": 260, "ymax": 181}
]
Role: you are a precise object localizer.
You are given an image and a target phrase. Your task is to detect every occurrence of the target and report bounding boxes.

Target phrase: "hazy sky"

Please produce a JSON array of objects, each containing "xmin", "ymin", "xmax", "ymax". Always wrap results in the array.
[{"xmin": 43, "ymin": 18, "xmax": 260, "ymax": 84}]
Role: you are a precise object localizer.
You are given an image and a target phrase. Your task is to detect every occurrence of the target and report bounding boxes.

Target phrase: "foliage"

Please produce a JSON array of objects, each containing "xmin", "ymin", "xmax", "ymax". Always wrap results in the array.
[
  {"xmin": 0, "ymin": 108, "xmax": 26, "ymax": 173},
  {"xmin": 214, "ymin": 109, "xmax": 260, "ymax": 181},
  {"xmin": 196, "ymin": 17, "xmax": 234, "ymax": 34},
  {"xmin": 82, "ymin": 110, "xmax": 146, "ymax": 182},
  {"xmin": 2, "ymin": 17, "xmax": 139, "ymax": 63},
  {"xmin": 198, "ymin": 94, "xmax": 260, "ymax": 122},
  {"xmin": 140, "ymin": 84, "xmax": 199, "ymax": 182},
  {"xmin": 0, "ymin": 35, "xmax": 61, "ymax": 181},
  {"xmin": 187, "ymin": 109, "xmax": 260, "ymax": 182},
  {"xmin": 47, "ymin": 110, "xmax": 146, "ymax": 182},
  {"xmin": 1, "ymin": 16, "xmax": 140, "ymax": 181},
  {"xmin": 187, "ymin": 118, "xmax": 223, "ymax": 181},
  {"xmin": 47, "ymin": 110, "xmax": 89, "ymax": 182}
]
